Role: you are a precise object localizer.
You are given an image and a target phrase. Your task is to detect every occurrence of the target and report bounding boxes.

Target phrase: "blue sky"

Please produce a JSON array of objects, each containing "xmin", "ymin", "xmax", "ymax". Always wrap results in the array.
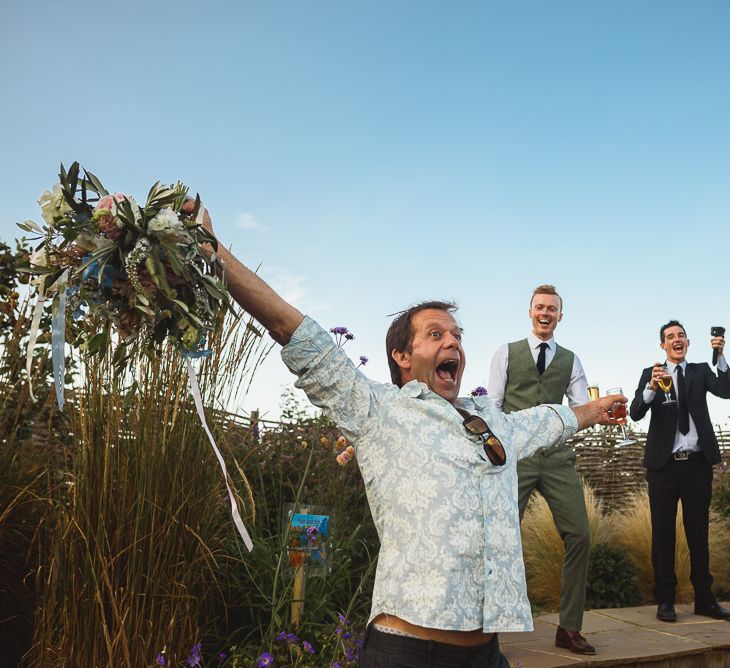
[{"xmin": 1, "ymin": 1, "xmax": 729, "ymax": 426}]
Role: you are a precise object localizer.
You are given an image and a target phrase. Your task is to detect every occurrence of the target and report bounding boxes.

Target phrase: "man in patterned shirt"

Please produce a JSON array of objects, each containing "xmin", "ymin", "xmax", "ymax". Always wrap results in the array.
[{"xmin": 192, "ymin": 204, "xmax": 625, "ymax": 668}]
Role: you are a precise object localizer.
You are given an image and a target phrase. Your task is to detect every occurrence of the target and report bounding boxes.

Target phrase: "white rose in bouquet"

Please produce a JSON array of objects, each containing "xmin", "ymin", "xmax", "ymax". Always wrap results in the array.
[{"xmin": 39, "ymin": 184, "xmax": 72, "ymax": 225}]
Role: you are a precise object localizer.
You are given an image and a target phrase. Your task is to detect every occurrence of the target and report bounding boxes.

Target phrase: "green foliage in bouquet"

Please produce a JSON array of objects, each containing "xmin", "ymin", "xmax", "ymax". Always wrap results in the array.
[{"xmin": 19, "ymin": 162, "xmax": 230, "ymax": 370}]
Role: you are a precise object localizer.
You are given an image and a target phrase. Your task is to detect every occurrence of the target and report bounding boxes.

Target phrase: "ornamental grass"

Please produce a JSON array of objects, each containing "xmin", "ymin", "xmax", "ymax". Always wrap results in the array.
[
  {"xmin": 0, "ymin": 298, "xmax": 64, "ymax": 667},
  {"xmin": 26, "ymin": 308, "xmax": 271, "ymax": 667},
  {"xmin": 522, "ymin": 482, "xmax": 730, "ymax": 610},
  {"xmin": 611, "ymin": 489, "xmax": 730, "ymax": 604}
]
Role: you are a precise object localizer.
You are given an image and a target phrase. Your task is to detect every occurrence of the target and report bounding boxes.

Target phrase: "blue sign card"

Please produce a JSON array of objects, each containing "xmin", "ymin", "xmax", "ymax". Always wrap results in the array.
[{"xmin": 290, "ymin": 513, "xmax": 329, "ymax": 563}]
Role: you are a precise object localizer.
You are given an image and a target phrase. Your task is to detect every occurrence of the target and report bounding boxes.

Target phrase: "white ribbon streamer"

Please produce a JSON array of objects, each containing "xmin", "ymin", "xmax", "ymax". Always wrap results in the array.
[
  {"xmin": 185, "ymin": 359, "xmax": 253, "ymax": 551},
  {"xmin": 25, "ymin": 279, "xmax": 47, "ymax": 403},
  {"xmin": 51, "ymin": 270, "xmax": 70, "ymax": 410}
]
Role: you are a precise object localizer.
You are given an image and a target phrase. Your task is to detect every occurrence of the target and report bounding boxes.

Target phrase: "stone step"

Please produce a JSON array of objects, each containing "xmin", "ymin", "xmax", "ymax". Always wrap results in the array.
[{"xmin": 500, "ymin": 604, "xmax": 730, "ymax": 667}]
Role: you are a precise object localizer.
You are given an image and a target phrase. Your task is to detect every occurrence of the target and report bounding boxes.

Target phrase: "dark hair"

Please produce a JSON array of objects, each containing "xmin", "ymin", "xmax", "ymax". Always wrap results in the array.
[
  {"xmin": 660, "ymin": 319, "xmax": 686, "ymax": 343},
  {"xmin": 530, "ymin": 284, "xmax": 562, "ymax": 310},
  {"xmin": 386, "ymin": 300, "xmax": 458, "ymax": 387}
]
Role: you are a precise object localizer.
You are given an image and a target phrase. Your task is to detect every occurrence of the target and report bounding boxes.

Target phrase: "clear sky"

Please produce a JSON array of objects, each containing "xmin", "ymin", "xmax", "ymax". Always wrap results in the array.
[{"xmin": 1, "ymin": 1, "xmax": 729, "ymax": 426}]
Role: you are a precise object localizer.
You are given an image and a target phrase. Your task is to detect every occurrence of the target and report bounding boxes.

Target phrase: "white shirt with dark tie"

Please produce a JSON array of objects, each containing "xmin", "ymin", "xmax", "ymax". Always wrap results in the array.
[
  {"xmin": 642, "ymin": 357, "xmax": 728, "ymax": 454},
  {"xmin": 487, "ymin": 333, "xmax": 589, "ymax": 410}
]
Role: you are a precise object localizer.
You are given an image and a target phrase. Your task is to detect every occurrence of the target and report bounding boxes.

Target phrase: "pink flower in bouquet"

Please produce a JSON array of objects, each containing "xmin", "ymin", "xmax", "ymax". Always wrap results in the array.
[
  {"xmin": 95, "ymin": 192, "xmax": 127, "ymax": 213},
  {"xmin": 94, "ymin": 193, "xmax": 131, "ymax": 241}
]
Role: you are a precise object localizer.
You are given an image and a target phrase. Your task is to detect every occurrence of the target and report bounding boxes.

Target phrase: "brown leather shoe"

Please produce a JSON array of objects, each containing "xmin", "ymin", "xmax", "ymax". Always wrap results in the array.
[{"xmin": 555, "ymin": 626, "xmax": 596, "ymax": 655}]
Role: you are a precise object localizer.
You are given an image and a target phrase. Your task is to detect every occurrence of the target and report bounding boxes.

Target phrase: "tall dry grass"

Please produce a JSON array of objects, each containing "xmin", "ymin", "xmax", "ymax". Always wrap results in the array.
[
  {"xmin": 522, "ymin": 483, "xmax": 730, "ymax": 610},
  {"xmin": 612, "ymin": 489, "xmax": 730, "ymax": 603},
  {"xmin": 0, "ymin": 299, "xmax": 67, "ymax": 666},
  {"xmin": 521, "ymin": 484, "xmax": 614, "ymax": 610},
  {"xmin": 28, "ymin": 309, "xmax": 271, "ymax": 667}
]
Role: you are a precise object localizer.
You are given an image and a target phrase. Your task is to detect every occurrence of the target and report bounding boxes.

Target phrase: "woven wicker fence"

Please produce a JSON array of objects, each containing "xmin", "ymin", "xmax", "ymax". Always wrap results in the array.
[
  {"xmin": 227, "ymin": 410, "xmax": 730, "ymax": 511},
  {"xmin": 570, "ymin": 428, "xmax": 730, "ymax": 509}
]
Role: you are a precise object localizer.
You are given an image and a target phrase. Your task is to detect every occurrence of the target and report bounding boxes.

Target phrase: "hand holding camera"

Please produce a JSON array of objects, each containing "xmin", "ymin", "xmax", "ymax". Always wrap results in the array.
[{"xmin": 711, "ymin": 326, "xmax": 725, "ymax": 365}]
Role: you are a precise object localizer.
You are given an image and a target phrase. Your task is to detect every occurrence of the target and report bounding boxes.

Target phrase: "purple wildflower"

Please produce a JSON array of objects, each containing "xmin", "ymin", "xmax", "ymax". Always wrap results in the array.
[
  {"xmin": 303, "ymin": 640, "xmax": 315, "ymax": 654},
  {"xmin": 333, "ymin": 663, "xmax": 342, "ymax": 668},
  {"xmin": 217, "ymin": 651, "xmax": 228, "ymax": 662},
  {"xmin": 276, "ymin": 630, "xmax": 287, "ymax": 642},
  {"xmin": 257, "ymin": 652, "xmax": 274, "ymax": 667},
  {"xmin": 329, "ymin": 326, "xmax": 355, "ymax": 346},
  {"xmin": 358, "ymin": 355, "xmax": 368, "ymax": 367},
  {"xmin": 187, "ymin": 641, "xmax": 202, "ymax": 667},
  {"xmin": 156, "ymin": 654, "xmax": 166, "ymax": 666},
  {"xmin": 471, "ymin": 386, "xmax": 488, "ymax": 396},
  {"xmin": 286, "ymin": 632, "xmax": 299, "ymax": 644}
]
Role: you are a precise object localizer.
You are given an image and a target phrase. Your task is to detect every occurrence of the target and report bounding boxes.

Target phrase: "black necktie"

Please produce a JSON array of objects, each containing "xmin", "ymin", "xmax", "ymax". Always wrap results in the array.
[
  {"xmin": 676, "ymin": 365, "xmax": 689, "ymax": 435},
  {"xmin": 537, "ymin": 342, "xmax": 549, "ymax": 375}
]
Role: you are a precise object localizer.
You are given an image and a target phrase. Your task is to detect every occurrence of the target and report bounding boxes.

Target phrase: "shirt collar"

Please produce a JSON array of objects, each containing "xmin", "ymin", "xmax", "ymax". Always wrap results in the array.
[
  {"xmin": 667, "ymin": 360, "xmax": 687, "ymax": 373},
  {"xmin": 527, "ymin": 332, "xmax": 556, "ymax": 352},
  {"xmin": 400, "ymin": 379, "xmax": 425, "ymax": 398}
]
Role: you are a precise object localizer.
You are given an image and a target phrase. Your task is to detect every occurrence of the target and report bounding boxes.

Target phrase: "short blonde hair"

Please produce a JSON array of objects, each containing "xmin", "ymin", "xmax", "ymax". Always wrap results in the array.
[{"xmin": 530, "ymin": 284, "xmax": 562, "ymax": 310}]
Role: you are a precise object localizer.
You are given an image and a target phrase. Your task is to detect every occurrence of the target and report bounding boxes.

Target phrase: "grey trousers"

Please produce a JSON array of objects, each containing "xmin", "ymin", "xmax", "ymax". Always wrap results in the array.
[{"xmin": 518, "ymin": 445, "xmax": 590, "ymax": 632}]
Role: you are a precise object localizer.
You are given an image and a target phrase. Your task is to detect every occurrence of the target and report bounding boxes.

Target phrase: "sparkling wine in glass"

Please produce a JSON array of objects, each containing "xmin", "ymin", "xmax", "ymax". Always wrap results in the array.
[
  {"xmin": 658, "ymin": 365, "xmax": 675, "ymax": 405},
  {"xmin": 606, "ymin": 386, "xmax": 637, "ymax": 447},
  {"xmin": 587, "ymin": 384, "xmax": 600, "ymax": 432}
]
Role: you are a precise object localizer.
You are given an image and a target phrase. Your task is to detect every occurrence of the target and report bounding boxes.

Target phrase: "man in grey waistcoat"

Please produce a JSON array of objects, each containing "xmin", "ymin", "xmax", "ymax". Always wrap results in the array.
[{"xmin": 488, "ymin": 284, "xmax": 594, "ymax": 655}]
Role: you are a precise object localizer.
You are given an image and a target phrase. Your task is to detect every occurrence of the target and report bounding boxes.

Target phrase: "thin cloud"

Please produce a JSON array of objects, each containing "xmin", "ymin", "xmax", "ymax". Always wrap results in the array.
[
  {"xmin": 237, "ymin": 212, "xmax": 265, "ymax": 230},
  {"xmin": 262, "ymin": 267, "xmax": 331, "ymax": 315}
]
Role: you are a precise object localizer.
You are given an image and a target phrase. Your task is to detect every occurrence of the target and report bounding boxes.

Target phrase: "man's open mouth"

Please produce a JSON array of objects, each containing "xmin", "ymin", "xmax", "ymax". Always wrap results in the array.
[
  {"xmin": 436, "ymin": 359, "xmax": 459, "ymax": 382},
  {"xmin": 538, "ymin": 318, "xmax": 551, "ymax": 326},
  {"xmin": 673, "ymin": 343, "xmax": 684, "ymax": 351}
]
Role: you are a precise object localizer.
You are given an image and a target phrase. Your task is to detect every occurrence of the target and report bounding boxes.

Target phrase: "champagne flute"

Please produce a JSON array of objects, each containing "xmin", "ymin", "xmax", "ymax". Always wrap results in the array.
[
  {"xmin": 657, "ymin": 364, "xmax": 675, "ymax": 405},
  {"xmin": 606, "ymin": 386, "xmax": 637, "ymax": 447},
  {"xmin": 587, "ymin": 384, "xmax": 600, "ymax": 432}
]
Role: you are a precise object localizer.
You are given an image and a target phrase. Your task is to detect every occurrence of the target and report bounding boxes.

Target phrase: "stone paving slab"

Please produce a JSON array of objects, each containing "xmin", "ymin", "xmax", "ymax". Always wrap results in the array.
[{"xmin": 500, "ymin": 603, "xmax": 730, "ymax": 667}]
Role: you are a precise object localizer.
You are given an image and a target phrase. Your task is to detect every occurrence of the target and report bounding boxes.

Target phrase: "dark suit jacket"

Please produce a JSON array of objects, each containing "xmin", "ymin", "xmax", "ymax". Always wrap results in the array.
[{"xmin": 630, "ymin": 362, "xmax": 730, "ymax": 471}]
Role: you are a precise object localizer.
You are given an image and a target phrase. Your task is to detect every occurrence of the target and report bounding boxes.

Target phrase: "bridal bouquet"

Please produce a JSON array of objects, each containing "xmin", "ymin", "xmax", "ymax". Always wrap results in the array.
[
  {"xmin": 20, "ymin": 162, "xmax": 230, "ymax": 368},
  {"xmin": 20, "ymin": 164, "xmax": 254, "ymax": 551}
]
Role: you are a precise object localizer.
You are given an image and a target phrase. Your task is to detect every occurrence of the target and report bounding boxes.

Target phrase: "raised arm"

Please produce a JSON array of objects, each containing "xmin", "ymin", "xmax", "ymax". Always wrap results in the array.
[{"xmin": 187, "ymin": 202, "xmax": 304, "ymax": 345}]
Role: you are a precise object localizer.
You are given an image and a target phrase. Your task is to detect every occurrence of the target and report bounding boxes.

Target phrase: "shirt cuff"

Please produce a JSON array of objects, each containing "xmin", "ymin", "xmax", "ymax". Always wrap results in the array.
[
  {"xmin": 280, "ymin": 315, "xmax": 334, "ymax": 375},
  {"xmin": 643, "ymin": 388, "xmax": 656, "ymax": 404},
  {"xmin": 548, "ymin": 404, "xmax": 578, "ymax": 442},
  {"xmin": 718, "ymin": 355, "xmax": 728, "ymax": 373}
]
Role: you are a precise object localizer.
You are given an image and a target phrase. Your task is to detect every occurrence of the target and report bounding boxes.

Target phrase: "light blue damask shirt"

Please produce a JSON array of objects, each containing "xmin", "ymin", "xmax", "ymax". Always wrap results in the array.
[{"xmin": 281, "ymin": 317, "xmax": 578, "ymax": 633}]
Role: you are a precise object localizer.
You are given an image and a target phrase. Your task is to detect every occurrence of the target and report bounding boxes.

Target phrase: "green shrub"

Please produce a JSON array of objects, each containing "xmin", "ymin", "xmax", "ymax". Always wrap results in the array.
[{"xmin": 586, "ymin": 543, "xmax": 642, "ymax": 609}]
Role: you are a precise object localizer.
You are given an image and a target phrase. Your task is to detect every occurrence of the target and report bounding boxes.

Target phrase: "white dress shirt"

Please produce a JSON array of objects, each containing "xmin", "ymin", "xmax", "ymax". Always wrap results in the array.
[{"xmin": 487, "ymin": 333, "xmax": 589, "ymax": 410}]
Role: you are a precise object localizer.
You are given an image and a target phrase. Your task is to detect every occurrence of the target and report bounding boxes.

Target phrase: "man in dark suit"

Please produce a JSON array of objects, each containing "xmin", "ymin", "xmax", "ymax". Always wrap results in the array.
[{"xmin": 630, "ymin": 320, "xmax": 730, "ymax": 622}]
